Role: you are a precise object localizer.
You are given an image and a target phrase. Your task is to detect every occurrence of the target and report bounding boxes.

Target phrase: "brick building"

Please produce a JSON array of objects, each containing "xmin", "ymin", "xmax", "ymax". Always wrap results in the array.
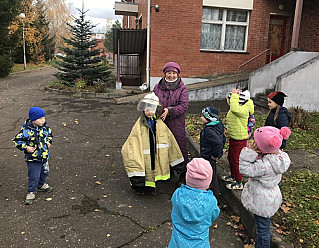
[{"xmin": 114, "ymin": 0, "xmax": 319, "ymax": 89}]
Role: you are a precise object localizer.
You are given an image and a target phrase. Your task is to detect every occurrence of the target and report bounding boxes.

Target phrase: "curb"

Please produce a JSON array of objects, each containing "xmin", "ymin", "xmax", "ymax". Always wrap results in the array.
[
  {"xmin": 10, "ymin": 65, "xmax": 54, "ymax": 76},
  {"xmin": 186, "ymin": 133, "xmax": 292, "ymax": 248},
  {"xmin": 43, "ymin": 86, "xmax": 132, "ymax": 101}
]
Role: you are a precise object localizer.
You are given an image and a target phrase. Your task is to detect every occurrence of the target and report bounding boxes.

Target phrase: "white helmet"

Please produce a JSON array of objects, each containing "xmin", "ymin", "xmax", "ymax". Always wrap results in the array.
[{"xmin": 137, "ymin": 92, "xmax": 161, "ymax": 113}]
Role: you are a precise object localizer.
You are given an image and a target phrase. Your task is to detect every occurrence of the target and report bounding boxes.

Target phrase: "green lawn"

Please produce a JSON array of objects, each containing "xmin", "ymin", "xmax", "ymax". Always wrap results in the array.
[{"xmin": 12, "ymin": 62, "xmax": 52, "ymax": 73}]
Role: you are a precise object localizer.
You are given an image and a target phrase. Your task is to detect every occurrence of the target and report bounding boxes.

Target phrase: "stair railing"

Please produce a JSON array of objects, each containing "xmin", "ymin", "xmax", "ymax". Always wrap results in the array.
[{"xmin": 236, "ymin": 48, "xmax": 271, "ymax": 88}]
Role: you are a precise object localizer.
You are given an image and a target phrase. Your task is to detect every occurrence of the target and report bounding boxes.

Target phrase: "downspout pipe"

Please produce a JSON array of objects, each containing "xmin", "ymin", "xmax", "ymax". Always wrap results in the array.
[
  {"xmin": 146, "ymin": 0, "xmax": 151, "ymax": 90},
  {"xmin": 291, "ymin": 0, "xmax": 303, "ymax": 50}
]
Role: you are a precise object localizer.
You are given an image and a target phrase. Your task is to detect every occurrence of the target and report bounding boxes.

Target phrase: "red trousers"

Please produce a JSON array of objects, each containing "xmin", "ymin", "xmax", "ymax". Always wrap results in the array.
[{"xmin": 227, "ymin": 139, "xmax": 248, "ymax": 183}]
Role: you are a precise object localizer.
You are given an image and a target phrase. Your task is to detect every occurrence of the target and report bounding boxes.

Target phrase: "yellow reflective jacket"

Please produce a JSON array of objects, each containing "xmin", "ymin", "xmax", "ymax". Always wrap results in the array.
[
  {"xmin": 121, "ymin": 115, "xmax": 184, "ymax": 188},
  {"xmin": 226, "ymin": 94, "xmax": 254, "ymax": 140}
]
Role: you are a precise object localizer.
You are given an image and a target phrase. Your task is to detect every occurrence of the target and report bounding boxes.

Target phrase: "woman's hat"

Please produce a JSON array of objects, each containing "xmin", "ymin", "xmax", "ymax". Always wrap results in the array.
[
  {"xmin": 29, "ymin": 107, "xmax": 46, "ymax": 121},
  {"xmin": 163, "ymin": 62, "xmax": 181, "ymax": 74},
  {"xmin": 202, "ymin": 106, "xmax": 219, "ymax": 122},
  {"xmin": 268, "ymin": 91, "xmax": 287, "ymax": 106},
  {"xmin": 186, "ymin": 158, "xmax": 212, "ymax": 190},
  {"xmin": 254, "ymin": 126, "xmax": 291, "ymax": 154}
]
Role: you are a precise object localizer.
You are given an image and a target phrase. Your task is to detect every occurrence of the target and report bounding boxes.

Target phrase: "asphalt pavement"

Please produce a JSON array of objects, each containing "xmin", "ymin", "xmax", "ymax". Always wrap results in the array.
[{"xmin": 0, "ymin": 67, "xmax": 249, "ymax": 247}]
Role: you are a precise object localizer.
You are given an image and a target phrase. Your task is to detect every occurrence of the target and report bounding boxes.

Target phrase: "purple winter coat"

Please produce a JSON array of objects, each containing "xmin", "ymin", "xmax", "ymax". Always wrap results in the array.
[{"xmin": 153, "ymin": 78, "xmax": 189, "ymax": 164}]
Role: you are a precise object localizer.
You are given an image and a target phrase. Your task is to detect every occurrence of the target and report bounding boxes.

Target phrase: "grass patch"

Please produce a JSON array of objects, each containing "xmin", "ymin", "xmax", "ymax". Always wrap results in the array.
[
  {"xmin": 274, "ymin": 171, "xmax": 319, "ymax": 247},
  {"xmin": 12, "ymin": 62, "xmax": 51, "ymax": 73},
  {"xmin": 186, "ymin": 112, "xmax": 319, "ymax": 150}
]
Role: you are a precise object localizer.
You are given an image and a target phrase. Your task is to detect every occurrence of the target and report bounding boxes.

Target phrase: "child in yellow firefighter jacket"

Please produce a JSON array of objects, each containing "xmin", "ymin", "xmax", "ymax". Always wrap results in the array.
[{"xmin": 121, "ymin": 92, "xmax": 184, "ymax": 195}]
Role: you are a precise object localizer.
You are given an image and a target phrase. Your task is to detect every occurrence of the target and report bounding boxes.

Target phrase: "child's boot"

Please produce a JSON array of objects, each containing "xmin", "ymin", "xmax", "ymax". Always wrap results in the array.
[
  {"xmin": 25, "ymin": 192, "xmax": 36, "ymax": 205},
  {"xmin": 37, "ymin": 183, "xmax": 53, "ymax": 192}
]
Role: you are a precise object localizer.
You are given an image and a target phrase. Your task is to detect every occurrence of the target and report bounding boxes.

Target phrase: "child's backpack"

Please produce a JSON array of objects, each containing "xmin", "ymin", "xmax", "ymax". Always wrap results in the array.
[{"xmin": 247, "ymin": 114, "xmax": 256, "ymax": 139}]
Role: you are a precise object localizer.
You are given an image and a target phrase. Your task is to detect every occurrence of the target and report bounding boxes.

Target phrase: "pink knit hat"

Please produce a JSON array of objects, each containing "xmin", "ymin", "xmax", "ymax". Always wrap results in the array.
[
  {"xmin": 163, "ymin": 62, "xmax": 181, "ymax": 74},
  {"xmin": 186, "ymin": 158, "xmax": 212, "ymax": 190},
  {"xmin": 254, "ymin": 126, "xmax": 291, "ymax": 154}
]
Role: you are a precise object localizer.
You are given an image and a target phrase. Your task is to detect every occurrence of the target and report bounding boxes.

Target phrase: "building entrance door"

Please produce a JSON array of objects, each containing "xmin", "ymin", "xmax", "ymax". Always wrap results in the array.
[{"xmin": 267, "ymin": 16, "xmax": 287, "ymax": 62}]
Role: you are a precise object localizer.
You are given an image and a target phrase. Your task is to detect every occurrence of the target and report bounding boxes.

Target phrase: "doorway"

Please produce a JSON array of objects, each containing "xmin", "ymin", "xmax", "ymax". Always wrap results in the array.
[{"xmin": 267, "ymin": 16, "xmax": 287, "ymax": 62}]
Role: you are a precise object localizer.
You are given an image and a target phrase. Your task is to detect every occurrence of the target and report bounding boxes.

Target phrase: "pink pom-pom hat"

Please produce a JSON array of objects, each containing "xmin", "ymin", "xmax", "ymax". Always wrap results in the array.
[{"xmin": 254, "ymin": 126, "xmax": 291, "ymax": 154}]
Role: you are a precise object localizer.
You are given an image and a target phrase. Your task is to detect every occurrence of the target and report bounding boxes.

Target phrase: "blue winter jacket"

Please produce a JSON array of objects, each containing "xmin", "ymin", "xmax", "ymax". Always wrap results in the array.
[
  {"xmin": 13, "ymin": 119, "xmax": 53, "ymax": 162},
  {"xmin": 265, "ymin": 107, "xmax": 292, "ymax": 148},
  {"xmin": 200, "ymin": 121, "xmax": 226, "ymax": 160},
  {"xmin": 169, "ymin": 184, "xmax": 220, "ymax": 248}
]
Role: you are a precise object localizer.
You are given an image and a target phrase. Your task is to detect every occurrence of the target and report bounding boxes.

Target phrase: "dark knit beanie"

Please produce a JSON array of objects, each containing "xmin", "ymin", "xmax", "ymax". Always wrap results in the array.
[
  {"xmin": 202, "ymin": 106, "xmax": 219, "ymax": 122},
  {"xmin": 29, "ymin": 107, "xmax": 46, "ymax": 121},
  {"xmin": 268, "ymin": 92, "xmax": 287, "ymax": 106}
]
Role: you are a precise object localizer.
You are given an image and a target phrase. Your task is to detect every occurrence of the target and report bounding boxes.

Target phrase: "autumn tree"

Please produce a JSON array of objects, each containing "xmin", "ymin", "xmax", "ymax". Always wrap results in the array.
[
  {"xmin": 104, "ymin": 20, "xmax": 121, "ymax": 53},
  {"xmin": 54, "ymin": 7, "xmax": 111, "ymax": 85},
  {"xmin": 0, "ymin": 0, "xmax": 22, "ymax": 77},
  {"xmin": 45, "ymin": 0, "xmax": 72, "ymax": 56}
]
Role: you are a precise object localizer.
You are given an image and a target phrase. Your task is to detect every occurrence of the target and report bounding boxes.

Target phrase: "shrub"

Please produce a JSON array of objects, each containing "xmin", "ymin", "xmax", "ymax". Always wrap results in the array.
[
  {"xmin": 74, "ymin": 78, "xmax": 86, "ymax": 90},
  {"xmin": 289, "ymin": 107, "xmax": 309, "ymax": 130},
  {"xmin": 0, "ymin": 54, "xmax": 14, "ymax": 77}
]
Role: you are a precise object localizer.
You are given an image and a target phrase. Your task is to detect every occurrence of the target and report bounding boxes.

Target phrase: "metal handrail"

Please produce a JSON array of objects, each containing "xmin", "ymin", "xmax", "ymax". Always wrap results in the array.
[{"xmin": 236, "ymin": 48, "xmax": 271, "ymax": 88}]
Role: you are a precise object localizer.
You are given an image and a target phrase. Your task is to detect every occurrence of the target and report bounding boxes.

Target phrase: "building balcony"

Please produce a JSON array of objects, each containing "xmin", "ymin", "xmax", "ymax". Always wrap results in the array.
[{"xmin": 114, "ymin": 2, "xmax": 138, "ymax": 17}]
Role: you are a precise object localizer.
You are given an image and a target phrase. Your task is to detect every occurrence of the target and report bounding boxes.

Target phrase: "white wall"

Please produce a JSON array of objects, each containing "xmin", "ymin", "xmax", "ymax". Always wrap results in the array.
[
  {"xmin": 249, "ymin": 51, "xmax": 319, "ymax": 97},
  {"xmin": 277, "ymin": 56, "xmax": 319, "ymax": 111},
  {"xmin": 149, "ymin": 77, "xmax": 208, "ymax": 91}
]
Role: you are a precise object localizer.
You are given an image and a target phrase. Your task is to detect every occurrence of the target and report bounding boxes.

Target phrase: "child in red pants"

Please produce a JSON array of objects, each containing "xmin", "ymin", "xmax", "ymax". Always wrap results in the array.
[{"xmin": 222, "ymin": 88, "xmax": 254, "ymax": 190}]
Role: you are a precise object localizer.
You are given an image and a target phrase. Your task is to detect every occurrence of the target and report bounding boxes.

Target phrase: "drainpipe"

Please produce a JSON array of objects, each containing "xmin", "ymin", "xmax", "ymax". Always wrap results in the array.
[
  {"xmin": 146, "ymin": 0, "xmax": 151, "ymax": 90},
  {"xmin": 291, "ymin": 0, "xmax": 303, "ymax": 50}
]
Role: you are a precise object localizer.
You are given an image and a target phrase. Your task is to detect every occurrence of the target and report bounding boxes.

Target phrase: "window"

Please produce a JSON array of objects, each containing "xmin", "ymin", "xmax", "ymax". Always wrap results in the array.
[{"xmin": 200, "ymin": 8, "xmax": 250, "ymax": 52}]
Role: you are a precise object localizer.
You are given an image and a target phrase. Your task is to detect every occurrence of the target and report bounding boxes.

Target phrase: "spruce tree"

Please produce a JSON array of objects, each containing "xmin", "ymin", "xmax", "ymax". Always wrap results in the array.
[
  {"xmin": 0, "ymin": 0, "xmax": 22, "ymax": 77},
  {"xmin": 54, "ymin": 8, "xmax": 109, "ymax": 85}
]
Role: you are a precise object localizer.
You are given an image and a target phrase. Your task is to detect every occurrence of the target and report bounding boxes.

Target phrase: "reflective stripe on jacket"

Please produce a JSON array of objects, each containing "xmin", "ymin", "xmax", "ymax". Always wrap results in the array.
[{"xmin": 121, "ymin": 115, "xmax": 184, "ymax": 188}]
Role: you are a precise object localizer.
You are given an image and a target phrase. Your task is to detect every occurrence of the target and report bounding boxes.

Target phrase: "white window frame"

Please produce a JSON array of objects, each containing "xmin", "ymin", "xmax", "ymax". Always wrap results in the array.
[{"xmin": 200, "ymin": 8, "xmax": 250, "ymax": 53}]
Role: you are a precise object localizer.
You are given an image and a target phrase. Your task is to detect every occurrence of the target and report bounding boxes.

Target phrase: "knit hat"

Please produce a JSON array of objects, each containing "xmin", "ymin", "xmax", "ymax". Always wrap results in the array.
[
  {"xmin": 268, "ymin": 91, "xmax": 287, "ymax": 106},
  {"xmin": 202, "ymin": 106, "xmax": 219, "ymax": 122},
  {"xmin": 227, "ymin": 90, "xmax": 251, "ymax": 105},
  {"xmin": 29, "ymin": 107, "xmax": 46, "ymax": 121},
  {"xmin": 163, "ymin": 62, "xmax": 181, "ymax": 74},
  {"xmin": 254, "ymin": 126, "xmax": 291, "ymax": 154},
  {"xmin": 186, "ymin": 158, "xmax": 213, "ymax": 190}
]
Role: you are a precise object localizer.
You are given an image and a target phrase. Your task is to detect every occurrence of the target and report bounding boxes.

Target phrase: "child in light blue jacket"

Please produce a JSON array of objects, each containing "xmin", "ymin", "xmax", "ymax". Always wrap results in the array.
[{"xmin": 169, "ymin": 158, "xmax": 220, "ymax": 248}]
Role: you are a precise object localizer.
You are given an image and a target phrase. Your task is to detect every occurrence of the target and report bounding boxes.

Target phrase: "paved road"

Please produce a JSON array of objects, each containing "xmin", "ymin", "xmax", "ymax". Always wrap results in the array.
[{"xmin": 0, "ymin": 67, "xmax": 249, "ymax": 247}]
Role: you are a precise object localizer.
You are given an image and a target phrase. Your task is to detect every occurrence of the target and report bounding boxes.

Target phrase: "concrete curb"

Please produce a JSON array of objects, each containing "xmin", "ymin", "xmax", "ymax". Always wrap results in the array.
[
  {"xmin": 43, "ymin": 86, "xmax": 134, "ymax": 101},
  {"xmin": 186, "ymin": 133, "xmax": 292, "ymax": 248}
]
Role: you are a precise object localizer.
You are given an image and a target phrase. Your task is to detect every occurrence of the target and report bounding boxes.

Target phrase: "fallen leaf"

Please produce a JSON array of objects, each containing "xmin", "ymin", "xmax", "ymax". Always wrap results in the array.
[
  {"xmin": 128, "ymin": 205, "xmax": 132, "ymax": 208},
  {"xmin": 299, "ymin": 239, "xmax": 304, "ymax": 243},
  {"xmin": 94, "ymin": 209, "xmax": 99, "ymax": 212},
  {"xmin": 105, "ymin": 154, "xmax": 110, "ymax": 157},
  {"xmin": 213, "ymin": 224, "xmax": 218, "ymax": 229},
  {"xmin": 102, "ymin": 195, "xmax": 107, "ymax": 198},
  {"xmin": 106, "ymin": 234, "xmax": 111, "ymax": 237},
  {"xmin": 74, "ymin": 120, "xmax": 79, "ymax": 125},
  {"xmin": 226, "ymin": 222, "xmax": 232, "ymax": 226},
  {"xmin": 95, "ymin": 181, "xmax": 102, "ymax": 185},
  {"xmin": 70, "ymin": 197, "xmax": 76, "ymax": 200},
  {"xmin": 21, "ymin": 231, "xmax": 25, "ymax": 235},
  {"xmin": 46, "ymin": 198, "xmax": 52, "ymax": 201},
  {"xmin": 231, "ymin": 215, "xmax": 241, "ymax": 223},
  {"xmin": 63, "ymin": 123, "xmax": 67, "ymax": 127},
  {"xmin": 244, "ymin": 245, "xmax": 254, "ymax": 248},
  {"xmin": 314, "ymin": 220, "xmax": 319, "ymax": 225},
  {"xmin": 280, "ymin": 205, "xmax": 290, "ymax": 213}
]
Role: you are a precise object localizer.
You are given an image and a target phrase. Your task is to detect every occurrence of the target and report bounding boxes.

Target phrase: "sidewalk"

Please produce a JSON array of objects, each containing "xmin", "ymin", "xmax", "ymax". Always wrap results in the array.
[{"xmin": 186, "ymin": 133, "xmax": 319, "ymax": 248}]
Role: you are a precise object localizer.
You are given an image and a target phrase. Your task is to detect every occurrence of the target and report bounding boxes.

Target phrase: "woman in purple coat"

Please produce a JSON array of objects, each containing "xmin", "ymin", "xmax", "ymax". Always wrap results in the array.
[{"xmin": 153, "ymin": 62, "xmax": 189, "ymax": 184}]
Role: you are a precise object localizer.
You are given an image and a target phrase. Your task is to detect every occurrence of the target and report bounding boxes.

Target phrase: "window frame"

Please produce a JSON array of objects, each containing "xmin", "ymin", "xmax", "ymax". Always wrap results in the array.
[{"xmin": 200, "ymin": 8, "xmax": 250, "ymax": 53}]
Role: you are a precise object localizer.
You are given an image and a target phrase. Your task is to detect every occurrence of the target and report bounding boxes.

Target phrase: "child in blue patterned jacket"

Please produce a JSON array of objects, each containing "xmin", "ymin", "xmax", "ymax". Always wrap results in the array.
[
  {"xmin": 169, "ymin": 158, "xmax": 220, "ymax": 248},
  {"xmin": 13, "ymin": 107, "xmax": 53, "ymax": 205}
]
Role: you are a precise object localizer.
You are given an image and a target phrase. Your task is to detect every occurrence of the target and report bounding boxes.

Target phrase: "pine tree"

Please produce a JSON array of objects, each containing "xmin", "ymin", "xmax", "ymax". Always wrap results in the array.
[
  {"xmin": 54, "ymin": 7, "xmax": 110, "ymax": 85},
  {"xmin": 0, "ymin": 0, "xmax": 22, "ymax": 77}
]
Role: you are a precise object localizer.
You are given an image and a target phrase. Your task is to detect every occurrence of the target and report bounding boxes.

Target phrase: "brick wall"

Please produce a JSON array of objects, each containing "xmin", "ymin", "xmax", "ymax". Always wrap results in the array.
[
  {"xmin": 123, "ymin": 1, "xmax": 318, "ymax": 78},
  {"xmin": 299, "ymin": 1, "xmax": 319, "ymax": 52},
  {"xmin": 147, "ymin": 0, "xmax": 296, "ymax": 78}
]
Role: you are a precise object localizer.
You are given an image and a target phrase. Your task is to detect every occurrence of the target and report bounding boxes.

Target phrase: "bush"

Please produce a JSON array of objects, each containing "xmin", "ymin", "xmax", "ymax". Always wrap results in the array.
[
  {"xmin": 0, "ymin": 54, "xmax": 14, "ymax": 77},
  {"xmin": 289, "ymin": 107, "xmax": 309, "ymax": 130}
]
